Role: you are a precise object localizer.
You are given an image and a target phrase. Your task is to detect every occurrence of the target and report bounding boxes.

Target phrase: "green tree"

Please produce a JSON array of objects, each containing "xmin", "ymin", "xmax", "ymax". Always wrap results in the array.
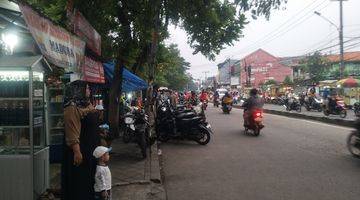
[
  {"xmin": 155, "ymin": 44, "xmax": 190, "ymax": 90},
  {"xmin": 283, "ymin": 75, "xmax": 293, "ymax": 85},
  {"xmin": 264, "ymin": 79, "xmax": 277, "ymax": 85},
  {"xmin": 25, "ymin": 0, "xmax": 287, "ymax": 137},
  {"xmin": 301, "ymin": 52, "xmax": 329, "ymax": 83}
]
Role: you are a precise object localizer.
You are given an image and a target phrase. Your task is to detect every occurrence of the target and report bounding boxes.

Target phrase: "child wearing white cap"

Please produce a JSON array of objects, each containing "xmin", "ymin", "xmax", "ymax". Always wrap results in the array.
[{"xmin": 93, "ymin": 146, "xmax": 112, "ymax": 200}]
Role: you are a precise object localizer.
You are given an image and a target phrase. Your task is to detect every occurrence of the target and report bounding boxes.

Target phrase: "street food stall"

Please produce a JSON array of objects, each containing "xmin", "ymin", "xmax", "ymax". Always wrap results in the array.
[
  {"xmin": 337, "ymin": 77, "xmax": 360, "ymax": 106},
  {"xmin": 0, "ymin": 55, "xmax": 51, "ymax": 200}
]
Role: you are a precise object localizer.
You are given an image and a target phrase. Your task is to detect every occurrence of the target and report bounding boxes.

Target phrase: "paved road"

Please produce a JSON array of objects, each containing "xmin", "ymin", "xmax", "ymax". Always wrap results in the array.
[
  {"xmin": 263, "ymin": 103, "xmax": 356, "ymax": 121},
  {"xmin": 161, "ymin": 106, "xmax": 360, "ymax": 200}
]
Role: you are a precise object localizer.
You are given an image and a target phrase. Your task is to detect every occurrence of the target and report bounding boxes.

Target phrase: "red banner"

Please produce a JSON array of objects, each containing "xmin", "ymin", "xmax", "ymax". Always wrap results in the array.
[
  {"xmin": 82, "ymin": 56, "xmax": 105, "ymax": 83},
  {"xmin": 73, "ymin": 10, "xmax": 101, "ymax": 56}
]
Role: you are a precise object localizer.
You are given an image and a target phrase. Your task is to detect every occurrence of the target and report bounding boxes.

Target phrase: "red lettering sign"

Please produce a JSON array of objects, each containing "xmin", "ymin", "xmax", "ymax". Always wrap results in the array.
[{"xmin": 82, "ymin": 56, "xmax": 105, "ymax": 83}]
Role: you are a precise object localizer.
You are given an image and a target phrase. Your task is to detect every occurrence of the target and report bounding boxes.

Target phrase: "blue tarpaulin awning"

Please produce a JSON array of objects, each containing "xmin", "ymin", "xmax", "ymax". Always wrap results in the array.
[{"xmin": 103, "ymin": 62, "xmax": 148, "ymax": 92}]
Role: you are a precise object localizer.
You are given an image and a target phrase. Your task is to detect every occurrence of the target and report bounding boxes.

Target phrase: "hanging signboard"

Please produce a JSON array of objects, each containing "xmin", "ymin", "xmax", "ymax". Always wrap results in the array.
[
  {"xmin": 82, "ymin": 56, "xmax": 105, "ymax": 83},
  {"xmin": 19, "ymin": 3, "xmax": 85, "ymax": 72},
  {"xmin": 73, "ymin": 9, "xmax": 101, "ymax": 56}
]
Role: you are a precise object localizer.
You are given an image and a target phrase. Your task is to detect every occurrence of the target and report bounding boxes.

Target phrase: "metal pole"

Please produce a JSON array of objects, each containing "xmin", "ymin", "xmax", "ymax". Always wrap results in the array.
[{"xmin": 339, "ymin": 0, "xmax": 345, "ymax": 79}]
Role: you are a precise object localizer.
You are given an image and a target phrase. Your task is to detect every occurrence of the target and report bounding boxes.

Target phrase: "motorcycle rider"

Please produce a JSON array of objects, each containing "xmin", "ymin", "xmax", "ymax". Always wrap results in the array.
[
  {"xmin": 328, "ymin": 95, "xmax": 337, "ymax": 112},
  {"xmin": 242, "ymin": 88, "xmax": 264, "ymax": 127},
  {"xmin": 213, "ymin": 90, "xmax": 219, "ymax": 105},
  {"xmin": 188, "ymin": 91, "xmax": 199, "ymax": 106},
  {"xmin": 200, "ymin": 89, "xmax": 208, "ymax": 103},
  {"xmin": 221, "ymin": 92, "xmax": 233, "ymax": 107}
]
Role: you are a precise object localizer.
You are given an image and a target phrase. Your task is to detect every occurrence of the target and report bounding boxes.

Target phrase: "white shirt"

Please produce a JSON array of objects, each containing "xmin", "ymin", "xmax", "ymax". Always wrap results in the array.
[{"xmin": 94, "ymin": 165, "xmax": 112, "ymax": 192}]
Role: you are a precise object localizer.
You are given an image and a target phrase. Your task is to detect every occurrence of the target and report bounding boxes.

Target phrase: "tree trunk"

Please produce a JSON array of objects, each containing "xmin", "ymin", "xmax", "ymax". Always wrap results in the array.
[{"xmin": 108, "ymin": 55, "xmax": 124, "ymax": 139}]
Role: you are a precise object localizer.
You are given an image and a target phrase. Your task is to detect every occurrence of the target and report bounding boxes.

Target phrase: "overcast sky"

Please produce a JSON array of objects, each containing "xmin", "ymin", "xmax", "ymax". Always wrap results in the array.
[{"xmin": 166, "ymin": 0, "xmax": 360, "ymax": 80}]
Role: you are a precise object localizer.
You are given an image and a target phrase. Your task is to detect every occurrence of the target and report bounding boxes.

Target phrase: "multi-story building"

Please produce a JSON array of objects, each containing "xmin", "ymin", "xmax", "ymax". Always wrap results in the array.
[
  {"xmin": 239, "ymin": 49, "xmax": 293, "ymax": 88},
  {"xmin": 326, "ymin": 51, "xmax": 360, "ymax": 79},
  {"xmin": 217, "ymin": 59, "xmax": 238, "ymax": 87},
  {"xmin": 281, "ymin": 51, "xmax": 360, "ymax": 81}
]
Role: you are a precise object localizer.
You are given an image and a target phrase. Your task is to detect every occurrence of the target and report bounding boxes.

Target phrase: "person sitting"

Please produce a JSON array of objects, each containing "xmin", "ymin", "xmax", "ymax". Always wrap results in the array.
[
  {"xmin": 188, "ymin": 91, "xmax": 199, "ymax": 107},
  {"xmin": 242, "ymin": 89, "xmax": 263, "ymax": 127},
  {"xmin": 328, "ymin": 96, "xmax": 337, "ymax": 112},
  {"xmin": 221, "ymin": 92, "xmax": 233, "ymax": 106},
  {"xmin": 199, "ymin": 90, "xmax": 208, "ymax": 103}
]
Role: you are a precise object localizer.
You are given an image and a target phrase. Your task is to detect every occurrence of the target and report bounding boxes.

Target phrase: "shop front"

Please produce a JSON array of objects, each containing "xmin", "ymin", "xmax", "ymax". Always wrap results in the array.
[{"xmin": 0, "ymin": 55, "xmax": 51, "ymax": 200}]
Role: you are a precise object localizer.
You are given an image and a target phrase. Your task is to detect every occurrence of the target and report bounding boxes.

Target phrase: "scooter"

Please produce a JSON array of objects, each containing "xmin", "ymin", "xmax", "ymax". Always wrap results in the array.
[
  {"xmin": 304, "ymin": 97, "xmax": 323, "ymax": 112},
  {"xmin": 156, "ymin": 101, "xmax": 212, "ymax": 145},
  {"xmin": 202, "ymin": 100, "xmax": 208, "ymax": 110},
  {"xmin": 123, "ymin": 107, "xmax": 152, "ymax": 158},
  {"xmin": 283, "ymin": 98, "xmax": 301, "ymax": 113},
  {"xmin": 213, "ymin": 98, "xmax": 220, "ymax": 107},
  {"xmin": 222, "ymin": 103, "xmax": 232, "ymax": 114},
  {"xmin": 244, "ymin": 109, "xmax": 264, "ymax": 136},
  {"xmin": 354, "ymin": 102, "xmax": 360, "ymax": 117},
  {"xmin": 347, "ymin": 130, "xmax": 360, "ymax": 158},
  {"xmin": 323, "ymin": 100, "xmax": 347, "ymax": 118}
]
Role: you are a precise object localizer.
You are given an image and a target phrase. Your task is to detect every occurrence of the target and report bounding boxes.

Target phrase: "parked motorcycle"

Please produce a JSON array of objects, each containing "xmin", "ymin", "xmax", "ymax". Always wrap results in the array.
[
  {"xmin": 283, "ymin": 98, "xmax": 301, "ymax": 112},
  {"xmin": 347, "ymin": 130, "xmax": 360, "ymax": 158},
  {"xmin": 354, "ymin": 102, "xmax": 360, "ymax": 117},
  {"xmin": 304, "ymin": 97, "xmax": 323, "ymax": 112},
  {"xmin": 244, "ymin": 109, "xmax": 264, "ymax": 136},
  {"xmin": 156, "ymin": 101, "xmax": 212, "ymax": 145},
  {"xmin": 323, "ymin": 100, "xmax": 347, "ymax": 118},
  {"xmin": 123, "ymin": 107, "xmax": 152, "ymax": 158}
]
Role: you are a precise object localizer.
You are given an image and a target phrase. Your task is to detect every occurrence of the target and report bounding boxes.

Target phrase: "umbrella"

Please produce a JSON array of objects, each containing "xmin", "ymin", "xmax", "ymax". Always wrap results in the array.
[{"xmin": 337, "ymin": 77, "xmax": 360, "ymax": 88}]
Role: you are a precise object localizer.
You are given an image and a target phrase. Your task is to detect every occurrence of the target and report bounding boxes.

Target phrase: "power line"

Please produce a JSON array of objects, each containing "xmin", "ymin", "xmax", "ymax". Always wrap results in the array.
[
  {"xmin": 243, "ymin": 0, "xmax": 326, "ymax": 50},
  {"xmin": 221, "ymin": 0, "xmax": 329, "ymax": 59},
  {"xmin": 215, "ymin": 0, "xmax": 327, "ymax": 61}
]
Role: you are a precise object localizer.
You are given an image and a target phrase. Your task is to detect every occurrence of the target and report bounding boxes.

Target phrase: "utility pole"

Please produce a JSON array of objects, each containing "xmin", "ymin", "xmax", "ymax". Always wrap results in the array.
[{"xmin": 331, "ymin": 0, "xmax": 347, "ymax": 79}]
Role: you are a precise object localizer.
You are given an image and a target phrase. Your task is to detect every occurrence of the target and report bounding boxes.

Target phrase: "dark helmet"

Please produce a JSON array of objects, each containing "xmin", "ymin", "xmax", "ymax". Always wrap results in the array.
[
  {"xmin": 191, "ymin": 91, "xmax": 196, "ymax": 95},
  {"xmin": 250, "ymin": 88, "xmax": 258, "ymax": 96}
]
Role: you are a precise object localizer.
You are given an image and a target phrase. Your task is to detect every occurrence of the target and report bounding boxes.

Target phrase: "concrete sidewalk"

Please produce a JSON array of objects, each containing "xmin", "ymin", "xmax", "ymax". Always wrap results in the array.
[
  {"xmin": 110, "ymin": 139, "xmax": 166, "ymax": 200},
  {"xmin": 43, "ymin": 139, "xmax": 166, "ymax": 200}
]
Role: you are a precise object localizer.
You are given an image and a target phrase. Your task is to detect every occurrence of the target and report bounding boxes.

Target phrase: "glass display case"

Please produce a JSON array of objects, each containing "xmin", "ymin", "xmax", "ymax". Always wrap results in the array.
[
  {"xmin": 48, "ymin": 82, "xmax": 65, "ymax": 163},
  {"xmin": 0, "ymin": 55, "xmax": 50, "ymax": 200}
]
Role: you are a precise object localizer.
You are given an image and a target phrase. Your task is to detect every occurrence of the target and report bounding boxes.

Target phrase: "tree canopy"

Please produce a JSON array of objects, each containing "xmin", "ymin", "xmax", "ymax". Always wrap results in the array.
[
  {"xmin": 300, "ymin": 52, "xmax": 330, "ymax": 83},
  {"xmin": 24, "ymin": 0, "xmax": 287, "ymax": 136}
]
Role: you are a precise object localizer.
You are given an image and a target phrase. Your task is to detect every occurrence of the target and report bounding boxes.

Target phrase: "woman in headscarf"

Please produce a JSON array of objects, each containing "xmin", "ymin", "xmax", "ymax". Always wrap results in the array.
[{"xmin": 61, "ymin": 80, "xmax": 101, "ymax": 200}]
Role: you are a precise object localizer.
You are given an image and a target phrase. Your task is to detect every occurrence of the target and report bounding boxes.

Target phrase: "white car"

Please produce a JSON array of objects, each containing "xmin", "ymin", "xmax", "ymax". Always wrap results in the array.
[{"xmin": 216, "ymin": 88, "xmax": 228, "ymax": 99}]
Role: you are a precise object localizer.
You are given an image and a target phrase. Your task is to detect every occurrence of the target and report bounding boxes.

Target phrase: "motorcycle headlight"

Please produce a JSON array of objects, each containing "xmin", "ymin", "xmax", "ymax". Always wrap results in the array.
[
  {"xmin": 161, "ymin": 107, "xmax": 167, "ymax": 112},
  {"xmin": 194, "ymin": 106, "xmax": 202, "ymax": 114},
  {"xmin": 125, "ymin": 117, "xmax": 135, "ymax": 124}
]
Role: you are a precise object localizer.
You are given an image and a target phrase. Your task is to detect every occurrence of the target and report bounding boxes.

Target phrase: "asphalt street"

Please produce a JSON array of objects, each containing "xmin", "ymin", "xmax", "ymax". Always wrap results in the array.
[{"xmin": 161, "ymin": 106, "xmax": 360, "ymax": 200}]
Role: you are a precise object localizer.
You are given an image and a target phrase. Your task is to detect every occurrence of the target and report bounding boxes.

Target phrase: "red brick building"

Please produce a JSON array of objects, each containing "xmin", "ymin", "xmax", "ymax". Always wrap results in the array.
[{"xmin": 240, "ymin": 49, "xmax": 293, "ymax": 88}]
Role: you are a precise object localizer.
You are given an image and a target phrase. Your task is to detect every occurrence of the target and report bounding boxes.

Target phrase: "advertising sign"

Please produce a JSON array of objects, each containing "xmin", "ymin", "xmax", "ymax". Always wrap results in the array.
[
  {"xmin": 19, "ymin": 3, "xmax": 85, "ymax": 72},
  {"xmin": 230, "ymin": 77, "xmax": 240, "ymax": 86},
  {"xmin": 82, "ymin": 56, "xmax": 105, "ymax": 83},
  {"xmin": 74, "ymin": 10, "xmax": 101, "ymax": 56}
]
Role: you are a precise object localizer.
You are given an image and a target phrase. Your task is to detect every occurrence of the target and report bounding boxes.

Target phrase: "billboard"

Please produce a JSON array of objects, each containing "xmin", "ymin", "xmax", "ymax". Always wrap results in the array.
[
  {"xmin": 19, "ymin": 3, "xmax": 85, "ymax": 72},
  {"xmin": 231, "ymin": 76, "xmax": 240, "ymax": 86},
  {"xmin": 82, "ymin": 56, "xmax": 105, "ymax": 83},
  {"xmin": 73, "ymin": 10, "xmax": 102, "ymax": 56}
]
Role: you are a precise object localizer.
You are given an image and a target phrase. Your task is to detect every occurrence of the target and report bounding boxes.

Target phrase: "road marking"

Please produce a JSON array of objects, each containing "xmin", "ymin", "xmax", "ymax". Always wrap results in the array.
[{"xmin": 267, "ymin": 113, "xmax": 354, "ymax": 131}]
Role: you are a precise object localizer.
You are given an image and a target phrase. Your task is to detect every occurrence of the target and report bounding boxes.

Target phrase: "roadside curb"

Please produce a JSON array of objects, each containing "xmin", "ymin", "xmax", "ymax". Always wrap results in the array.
[
  {"xmin": 150, "ymin": 142, "xmax": 162, "ymax": 183},
  {"xmin": 233, "ymin": 105, "xmax": 356, "ymax": 128},
  {"xmin": 148, "ymin": 141, "xmax": 167, "ymax": 200}
]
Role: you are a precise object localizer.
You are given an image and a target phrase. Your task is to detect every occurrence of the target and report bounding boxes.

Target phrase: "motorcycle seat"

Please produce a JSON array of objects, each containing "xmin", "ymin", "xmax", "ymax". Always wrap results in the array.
[
  {"xmin": 180, "ymin": 116, "xmax": 202, "ymax": 123},
  {"xmin": 176, "ymin": 112, "xmax": 196, "ymax": 119}
]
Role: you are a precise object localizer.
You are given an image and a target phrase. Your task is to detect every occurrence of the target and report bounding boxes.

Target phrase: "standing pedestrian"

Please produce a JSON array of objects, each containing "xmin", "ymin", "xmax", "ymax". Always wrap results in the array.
[
  {"xmin": 62, "ymin": 81, "xmax": 101, "ymax": 200},
  {"xmin": 93, "ymin": 146, "xmax": 112, "ymax": 200}
]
